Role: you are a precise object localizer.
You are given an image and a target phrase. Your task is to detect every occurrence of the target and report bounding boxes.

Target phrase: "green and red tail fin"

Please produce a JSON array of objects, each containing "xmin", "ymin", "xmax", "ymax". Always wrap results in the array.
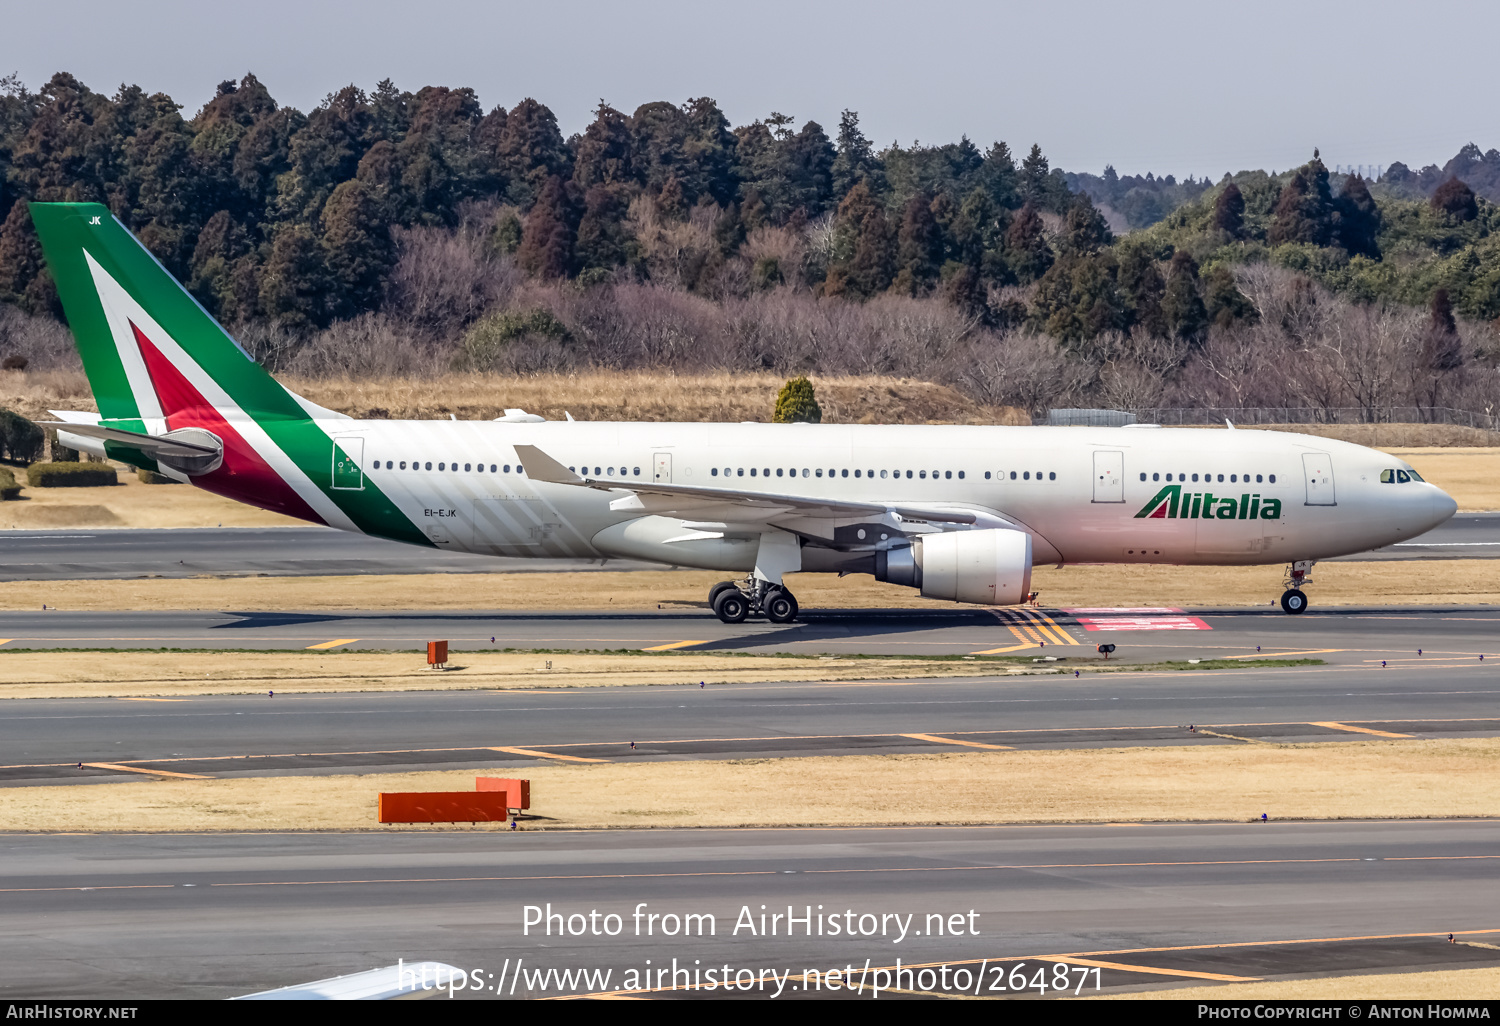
[
  {"xmin": 28, "ymin": 202, "xmax": 310, "ymax": 425},
  {"xmin": 27, "ymin": 202, "xmax": 366, "ymax": 529}
]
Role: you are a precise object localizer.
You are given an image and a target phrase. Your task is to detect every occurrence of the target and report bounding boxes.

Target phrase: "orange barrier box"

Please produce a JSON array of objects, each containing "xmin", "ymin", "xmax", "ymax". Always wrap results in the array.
[
  {"xmin": 379, "ymin": 790, "xmax": 509, "ymax": 824},
  {"xmin": 427, "ymin": 640, "xmax": 449, "ymax": 667},
  {"xmin": 477, "ymin": 778, "xmax": 530, "ymax": 809}
]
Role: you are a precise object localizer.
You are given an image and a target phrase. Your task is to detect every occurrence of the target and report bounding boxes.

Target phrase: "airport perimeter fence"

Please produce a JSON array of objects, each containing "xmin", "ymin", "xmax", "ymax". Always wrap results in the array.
[{"xmin": 1127, "ymin": 406, "xmax": 1500, "ymax": 431}]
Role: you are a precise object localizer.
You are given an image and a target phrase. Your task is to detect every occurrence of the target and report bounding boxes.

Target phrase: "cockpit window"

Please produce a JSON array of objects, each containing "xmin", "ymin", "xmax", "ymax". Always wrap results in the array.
[
  {"xmin": 1407, "ymin": 469, "xmax": 1424, "ymax": 482},
  {"xmin": 1396, "ymin": 470, "xmax": 1410, "ymax": 483},
  {"xmin": 1380, "ymin": 469, "xmax": 1394, "ymax": 483}
]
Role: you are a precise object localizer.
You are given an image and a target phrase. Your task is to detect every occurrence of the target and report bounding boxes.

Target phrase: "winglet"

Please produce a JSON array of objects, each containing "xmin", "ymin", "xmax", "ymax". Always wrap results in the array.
[{"xmin": 513, "ymin": 444, "xmax": 585, "ymax": 485}]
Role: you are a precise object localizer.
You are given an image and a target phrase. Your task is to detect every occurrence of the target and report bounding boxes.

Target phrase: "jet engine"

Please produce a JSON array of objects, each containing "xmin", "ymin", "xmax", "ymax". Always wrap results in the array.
[{"xmin": 876, "ymin": 529, "xmax": 1033, "ymax": 605}]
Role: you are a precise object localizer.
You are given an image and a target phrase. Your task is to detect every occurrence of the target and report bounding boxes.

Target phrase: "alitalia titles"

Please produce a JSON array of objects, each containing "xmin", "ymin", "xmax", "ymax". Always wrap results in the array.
[{"xmin": 1134, "ymin": 484, "xmax": 1283, "ymax": 521}]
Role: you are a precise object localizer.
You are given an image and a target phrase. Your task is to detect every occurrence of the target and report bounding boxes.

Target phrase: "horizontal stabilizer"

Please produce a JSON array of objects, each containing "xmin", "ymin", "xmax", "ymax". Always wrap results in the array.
[{"xmin": 39, "ymin": 421, "xmax": 220, "ymax": 457}]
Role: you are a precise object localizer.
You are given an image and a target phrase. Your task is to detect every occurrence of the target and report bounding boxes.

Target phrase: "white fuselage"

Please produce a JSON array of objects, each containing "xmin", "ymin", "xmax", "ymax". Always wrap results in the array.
[{"xmin": 315, "ymin": 420, "xmax": 1457, "ymax": 572}]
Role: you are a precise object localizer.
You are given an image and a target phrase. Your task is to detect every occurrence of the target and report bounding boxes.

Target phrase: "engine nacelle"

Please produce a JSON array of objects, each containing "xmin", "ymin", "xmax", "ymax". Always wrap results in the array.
[{"xmin": 905, "ymin": 529, "xmax": 1033, "ymax": 605}]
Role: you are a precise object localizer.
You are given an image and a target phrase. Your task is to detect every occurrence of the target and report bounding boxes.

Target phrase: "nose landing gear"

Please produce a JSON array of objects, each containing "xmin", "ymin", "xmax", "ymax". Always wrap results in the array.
[
  {"xmin": 708, "ymin": 578, "xmax": 799, "ymax": 624},
  {"xmin": 1279, "ymin": 560, "xmax": 1315, "ymax": 614}
]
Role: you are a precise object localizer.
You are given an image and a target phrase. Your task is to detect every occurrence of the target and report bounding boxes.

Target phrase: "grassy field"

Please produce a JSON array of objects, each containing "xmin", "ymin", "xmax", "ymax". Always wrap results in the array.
[
  {"xmin": 2, "ymin": 557, "xmax": 1496, "ymax": 613},
  {"xmin": 0, "ymin": 649, "xmax": 1042, "ymax": 700},
  {"xmin": 0, "ymin": 369, "xmax": 1025, "ymax": 428},
  {"xmin": 3, "ymin": 737, "xmax": 1497, "ymax": 832}
]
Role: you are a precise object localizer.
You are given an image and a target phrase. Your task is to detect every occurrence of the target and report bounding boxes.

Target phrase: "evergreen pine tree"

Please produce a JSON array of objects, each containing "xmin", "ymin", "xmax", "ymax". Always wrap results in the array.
[
  {"xmin": 1160, "ymin": 251, "xmax": 1208, "ymax": 341},
  {"xmin": 1115, "ymin": 243, "xmax": 1167, "ymax": 337},
  {"xmin": 1430, "ymin": 177, "xmax": 1478, "ymax": 222},
  {"xmin": 1061, "ymin": 193, "xmax": 1111, "ymax": 255},
  {"xmin": 572, "ymin": 101, "xmax": 634, "ymax": 189},
  {"xmin": 890, "ymin": 192, "xmax": 942, "ymax": 295},
  {"xmin": 259, "ymin": 224, "xmax": 330, "ymax": 327},
  {"xmin": 320, "ymin": 179, "xmax": 390, "ymax": 319},
  {"xmin": 1020, "ymin": 144, "xmax": 1050, "ymax": 204},
  {"xmin": 1269, "ymin": 155, "xmax": 1336, "ymax": 246},
  {"xmin": 1334, "ymin": 174, "xmax": 1381, "ymax": 257},
  {"xmin": 1004, "ymin": 202, "xmax": 1052, "ymax": 283},
  {"xmin": 1213, "ymin": 182, "xmax": 1245, "ymax": 238},
  {"xmin": 496, "ymin": 98, "xmax": 570, "ymax": 208},
  {"xmin": 1203, "ymin": 266, "xmax": 1258, "ymax": 328},
  {"xmin": 516, "ymin": 175, "xmax": 576, "ymax": 279},
  {"xmin": 823, "ymin": 183, "xmax": 893, "ymax": 299},
  {"xmin": 773, "ymin": 375, "xmax": 821, "ymax": 423},
  {"xmin": 1423, "ymin": 288, "xmax": 1463, "ymax": 370},
  {"xmin": 830, "ymin": 110, "xmax": 884, "ymax": 198},
  {"xmin": 575, "ymin": 185, "xmax": 634, "ymax": 271}
]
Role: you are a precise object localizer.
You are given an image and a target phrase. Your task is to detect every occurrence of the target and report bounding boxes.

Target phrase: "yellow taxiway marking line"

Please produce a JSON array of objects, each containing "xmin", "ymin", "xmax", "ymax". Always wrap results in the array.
[
  {"xmin": 640, "ymin": 640, "xmax": 712, "ymax": 652},
  {"xmin": 1031, "ymin": 611, "xmax": 1081, "ymax": 645},
  {"xmin": 116, "ymin": 697, "xmax": 190, "ymax": 703},
  {"xmin": 0, "ymin": 639, "xmax": 11, "ymax": 646},
  {"xmin": 305, "ymin": 638, "xmax": 359, "ymax": 650},
  {"xmin": 1015, "ymin": 610, "xmax": 1075, "ymax": 646},
  {"xmin": 902, "ymin": 733, "xmax": 1012, "ymax": 750},
  {"xmin": 1309, "ymin": 721, "xmax": 1414, "ymax": 739},
  {"xmin": 1224, "ymin": 648, "xmax": 1345, "ymax": 659},
  {"xmin": 489, "ymin": 746, "xmax": 607, "ymax": 763},
  {"xmin": 969, "ymin": 643, "xmax": 1040, "ymax": 655},
  {"xmin": 82, "ymin": 762, "xmax": 210, "ymax": 779},
  {"xmin": 1041, "ymin": 955, "xmax": 1259, "ymax": 982}
]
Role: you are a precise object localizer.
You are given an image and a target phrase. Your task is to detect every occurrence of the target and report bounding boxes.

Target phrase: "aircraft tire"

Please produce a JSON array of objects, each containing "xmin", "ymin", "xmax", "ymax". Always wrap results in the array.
[
  {"xmin": 1280, "ymin": 589, "xmax": 1308, "ymax": 615},
  {"xmin": 713, "ymin": 590, "xmax": 750, "ymax": 624},
  {"xmin": 765, "ymin": 588, "xmax": 798, "ymax": 624},
  {"xmin": 707, "ymin": 581, "xmax": 738, "ymax": 607}
]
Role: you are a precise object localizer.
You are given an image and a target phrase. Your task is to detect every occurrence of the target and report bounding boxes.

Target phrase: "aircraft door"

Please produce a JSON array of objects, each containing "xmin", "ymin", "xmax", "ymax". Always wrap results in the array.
[
  {"xmin": 332, "ymin": 436, "xmax": 364, "ymax": 490},
  {"xmin": 654, "ymin": 453, "xmax": 672, "ymax": 483},
  {"xmin": 1303, "ymin": 452, "xmax": 1336, "ymax": 505},
  {"xmin": 1092, "ymin": 450, "xmax": 1124, "ymax": 503}
]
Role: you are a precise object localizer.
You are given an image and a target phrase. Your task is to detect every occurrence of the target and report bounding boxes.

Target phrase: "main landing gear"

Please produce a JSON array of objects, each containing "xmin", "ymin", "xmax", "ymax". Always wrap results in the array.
[
  {"xmin": 709, "ymin": 579, "xmax": 799, "ymax": 624},
  {"xmin": 1279, "ymin": 560, "xmax": 1315, "ymax": 615}
]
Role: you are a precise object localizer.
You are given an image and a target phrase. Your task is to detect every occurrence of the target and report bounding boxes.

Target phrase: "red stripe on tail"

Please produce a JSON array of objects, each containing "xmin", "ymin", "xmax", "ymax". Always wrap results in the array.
[{"xmin": 130, "ymin": 321, "xmax": 325, "ymax": 524}]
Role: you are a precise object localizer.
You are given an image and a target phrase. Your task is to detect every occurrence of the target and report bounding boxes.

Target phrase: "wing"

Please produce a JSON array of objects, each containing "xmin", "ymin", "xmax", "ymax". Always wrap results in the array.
[{"xmin": 513, "ymin": 444, "xmax": 977, "ymax": 526}]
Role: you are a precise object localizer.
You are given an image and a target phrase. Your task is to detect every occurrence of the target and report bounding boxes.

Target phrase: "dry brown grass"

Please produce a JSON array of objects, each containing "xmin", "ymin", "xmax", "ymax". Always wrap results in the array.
[
  {"xmin": 283, "ymin": 371, "xmax": 1031, "ymax": 425},
  {"xmin": 1115, "ymin": 966, "xmax": 1500, "ymax": 1000},
  {"xmin": 0, "ymin": 650, "xmax": 1023, "ymax": 701},
  {"xmin": 0, "ymin": 466, "xmax": 300, "ymax": 528},
  {"xmin": 1, "ymin": 559, "xmax": 1495, "ymax": 613},
  {"xmin": 3, "ymin": 737, "xmax": 1497, "ymax": 832},
  {"xmin": 0, "ymin": 369, "xmax": 1026, "ymax": 426},
  {"xmin": 1248, "ymin": 423, "xmax": 1500, "ymax": 448},
  {"xmin": 0, "ymin": 367, "xmax": 92, "ymax": 424}
]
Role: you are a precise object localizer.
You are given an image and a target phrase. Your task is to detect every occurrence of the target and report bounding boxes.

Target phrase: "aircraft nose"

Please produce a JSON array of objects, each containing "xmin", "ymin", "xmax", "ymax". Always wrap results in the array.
[{"xmin": 1430, "ymin": 487, "xmax": 1458, "ymax": 525}]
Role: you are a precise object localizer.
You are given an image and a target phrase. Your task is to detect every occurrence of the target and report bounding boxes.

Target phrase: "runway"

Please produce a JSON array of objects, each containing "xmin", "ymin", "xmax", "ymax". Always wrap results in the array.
[
  {"xmin": 0, "ymin": 512, "xmax": 1495, "ymax": 582},
  {"xmin": 5, "ymin": 652, "xmax": 1497, "ymax": 785},
  {"xmin": 3, "ymin": 821, "xmax": 1498, "ymax": 999},
  {"xmin": 1, "ymin": 604, "xmax": 1496, "ymax": 660}
]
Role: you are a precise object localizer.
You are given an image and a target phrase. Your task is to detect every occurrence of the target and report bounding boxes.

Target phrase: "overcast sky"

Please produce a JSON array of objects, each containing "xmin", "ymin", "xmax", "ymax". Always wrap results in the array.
[{"xmin": 7, "ymin": 0, "xmax": 1497, "ymax": 178}]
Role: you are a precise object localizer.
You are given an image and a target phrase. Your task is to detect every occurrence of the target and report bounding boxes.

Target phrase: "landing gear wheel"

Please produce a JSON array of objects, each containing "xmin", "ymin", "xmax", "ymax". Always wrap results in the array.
[
  {"xmin": 713, "ymin": 589, "xmax": 749, "ymax": 624},
  {"xmin": 1280, "ymin": 589, "xmax": 1308, "ymax": 615},
  {"xmin": 707, "ymin": 581, "xmax": 737, "ymax": 607},
  {"xmin": 764, "ymin": 587, "xmax": 799, "ymax": 624}
]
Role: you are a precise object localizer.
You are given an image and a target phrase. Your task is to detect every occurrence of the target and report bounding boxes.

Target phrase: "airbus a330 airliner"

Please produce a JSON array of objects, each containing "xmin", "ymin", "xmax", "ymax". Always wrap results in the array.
[{"xmin": 28, "ymin": 202, "xmax": 1457, "ymax": 622}]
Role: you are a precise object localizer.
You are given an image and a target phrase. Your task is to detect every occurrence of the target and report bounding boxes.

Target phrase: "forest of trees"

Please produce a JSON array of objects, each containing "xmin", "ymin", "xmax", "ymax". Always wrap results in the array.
[{"xmin": 0, "ymin": 72, "xmax": 1496, "ymax": 423}]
